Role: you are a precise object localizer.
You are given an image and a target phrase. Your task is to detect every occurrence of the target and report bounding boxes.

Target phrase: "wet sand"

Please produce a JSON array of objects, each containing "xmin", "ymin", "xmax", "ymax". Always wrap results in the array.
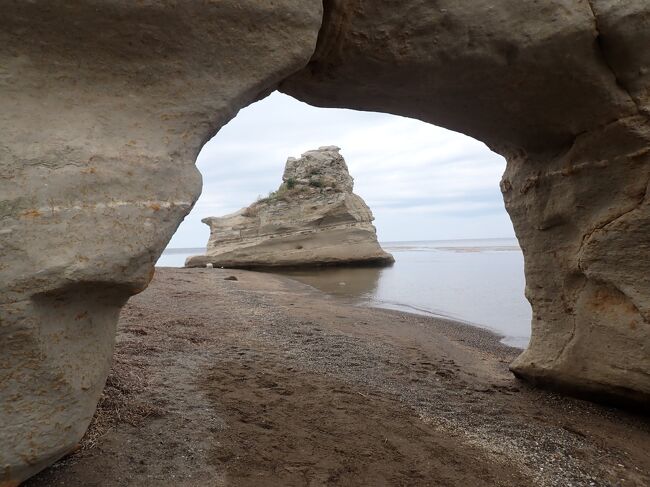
[{"xmin": 26, "ymin": 268, "xmax": 650, "ymax": 486}]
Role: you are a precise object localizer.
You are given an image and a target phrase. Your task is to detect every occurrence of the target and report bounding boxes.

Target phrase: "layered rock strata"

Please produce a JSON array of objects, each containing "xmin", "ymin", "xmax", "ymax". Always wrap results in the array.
[
  {"xmin": 280, "ymin": 0, "xmax": 650, "ymax": 405},
  {"xmin": 186, "ymin": 147, "xmax": 394, "ymax": 269},
  {"xmin": 2, "ymin": 0, "xmax": 649, "ymax": 484},
  {"xmin": 0, "ymin": 2, "xmax": 323, "ymax": 485}
]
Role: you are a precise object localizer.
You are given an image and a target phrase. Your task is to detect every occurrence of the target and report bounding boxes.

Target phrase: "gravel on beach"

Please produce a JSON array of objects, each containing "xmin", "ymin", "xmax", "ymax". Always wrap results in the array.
[{"xmin": 26, "ymin": 268, "xmax": 650, "ymax": 487}]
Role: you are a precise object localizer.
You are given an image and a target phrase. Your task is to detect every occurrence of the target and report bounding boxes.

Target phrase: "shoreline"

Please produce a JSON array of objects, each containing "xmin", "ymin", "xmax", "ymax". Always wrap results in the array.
[
  {"xmin": 363, "ymin": 302, "xmax": 528, "ymax": 349},
  {"xmin": 265, "ymin": 267, "xmax": 529, "ymax": 350},
  {"xmin": 26, "ymin": 267, "xmax": 649, "ymax": 486},
  {"xmin": 274, "ymin": 269, "xmax": 524, "ymax": 354}
]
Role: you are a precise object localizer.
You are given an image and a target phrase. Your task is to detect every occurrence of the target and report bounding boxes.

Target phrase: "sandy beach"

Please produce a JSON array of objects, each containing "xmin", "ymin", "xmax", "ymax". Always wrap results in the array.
[{"xmin": 26, "ymin": 268, "xmax": 649, "ymax": 487}]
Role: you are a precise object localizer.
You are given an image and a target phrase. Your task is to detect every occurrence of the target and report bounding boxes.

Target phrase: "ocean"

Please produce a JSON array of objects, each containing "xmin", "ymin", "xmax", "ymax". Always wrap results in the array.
[{"xmin": 157, "ymin": 238, "xmax": 531, "ymax": 348}]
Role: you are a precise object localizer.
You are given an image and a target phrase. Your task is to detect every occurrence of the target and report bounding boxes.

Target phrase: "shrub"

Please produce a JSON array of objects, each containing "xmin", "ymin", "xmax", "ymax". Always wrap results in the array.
[
  {"xmin": 253, "ymin": 185, "xmax": 293, "ymax": 206},
  {"xmin": 286, "ymin": 177, "xmax": 296, "ymax": 189}
]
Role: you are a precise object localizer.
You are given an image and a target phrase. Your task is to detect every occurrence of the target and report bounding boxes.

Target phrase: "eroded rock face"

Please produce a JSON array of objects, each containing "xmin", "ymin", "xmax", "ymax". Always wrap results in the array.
[
  {"xmin": 0, "ymin": 1, "xmax": 322, "ymax": 484},
  {"xmin": 186, "ymin": 147, "xmax": 394, "ymax": 268},
  {"xmin": 281, "ymin": 0, "xmax": 650, "ymax": 404},
  {"xmin": 2, "ymin": 0, "xmax": 649, "ymax": 483},
  {"xmin": 502, "ymin": 116, "xmax": 650, "ymax": 405}
]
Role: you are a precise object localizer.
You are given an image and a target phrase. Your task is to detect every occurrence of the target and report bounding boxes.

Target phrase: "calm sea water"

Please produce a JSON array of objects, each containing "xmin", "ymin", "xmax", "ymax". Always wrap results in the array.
[{"xmin": 157, "ymin": 238, "xmax": 532, "ymax": 348}]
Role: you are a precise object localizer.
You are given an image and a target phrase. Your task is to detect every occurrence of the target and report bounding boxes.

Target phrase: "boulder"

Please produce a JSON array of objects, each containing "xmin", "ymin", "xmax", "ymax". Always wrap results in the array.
[{"xmin": 186, "ymin": 147, "xmax": 394, "ymax": 268}]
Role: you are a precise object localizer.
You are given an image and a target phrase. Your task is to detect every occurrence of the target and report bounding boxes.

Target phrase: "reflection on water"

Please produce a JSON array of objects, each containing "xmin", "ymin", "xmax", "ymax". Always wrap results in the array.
[
  {"xmin": 278, "ymin": 239, "xmax": 531, "ymax": 349},
  {"xmin": 278, "ymin": 266, "xmax": 382, "ymax": 299},
  {"xmin": 157, "ymin": 239, "xmax": 532, "ymax": 348}
]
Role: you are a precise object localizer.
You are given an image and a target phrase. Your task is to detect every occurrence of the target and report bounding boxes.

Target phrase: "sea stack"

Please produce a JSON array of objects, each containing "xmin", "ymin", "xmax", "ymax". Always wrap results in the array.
[{"xmin": 186, "ymin": 147, "xmax": 394, "ymax": 269}]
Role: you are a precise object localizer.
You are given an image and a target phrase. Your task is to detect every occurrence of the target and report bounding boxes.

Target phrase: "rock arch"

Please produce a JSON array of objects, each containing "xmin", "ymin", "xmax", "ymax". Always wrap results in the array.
[
  {"xmin": 279, "ymin": 0, "xmax": 650, "ymax": 404},
  {"xmin": 1, "ymin": 1, "xmax": 648, "ymax": 484}
]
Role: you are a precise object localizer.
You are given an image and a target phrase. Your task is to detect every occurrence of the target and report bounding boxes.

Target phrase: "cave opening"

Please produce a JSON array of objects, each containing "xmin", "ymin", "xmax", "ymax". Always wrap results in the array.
[{"xmin": 158, "ymin": 91, "xmax": 531, "ymax": 348}]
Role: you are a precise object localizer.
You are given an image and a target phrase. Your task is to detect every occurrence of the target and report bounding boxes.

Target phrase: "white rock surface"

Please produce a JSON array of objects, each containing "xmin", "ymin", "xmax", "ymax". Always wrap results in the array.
[{"xmin": 186, "ymin": 147, "xmax": 394, "ymax": 268}]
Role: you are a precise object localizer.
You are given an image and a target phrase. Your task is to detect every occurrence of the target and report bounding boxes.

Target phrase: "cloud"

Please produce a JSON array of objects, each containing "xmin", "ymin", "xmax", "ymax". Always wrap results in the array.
[{"xmin": 166, "ymin": 91, "xmax": 513, "ymax": 248}]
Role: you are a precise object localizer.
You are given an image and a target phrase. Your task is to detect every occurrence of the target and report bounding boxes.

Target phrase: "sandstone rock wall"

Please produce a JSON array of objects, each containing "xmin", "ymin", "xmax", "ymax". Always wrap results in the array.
[
  {"xmin": 280, "ymin": 0, "xmax": 650, "ymax": 405},
  {"xmin": 186, "ymin": 147, "xmax": 394, "ymax": 268},
  {"xmin": 280, "ymin": 0, "xmax": 638, "ymax": 153},
  {"xmin": 2, "ymin": 0, "xmax": 650, "ymax": 483},
  {"xmin": 0, "ymin": 2, "xmax": 323, "ymax": 484}
]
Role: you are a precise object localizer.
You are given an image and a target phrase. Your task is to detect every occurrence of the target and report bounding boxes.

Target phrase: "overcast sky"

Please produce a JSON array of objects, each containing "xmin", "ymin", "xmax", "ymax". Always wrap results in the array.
[{"xmin": 166, "ymin": 92, "xmax": 515, "ymax": 249}]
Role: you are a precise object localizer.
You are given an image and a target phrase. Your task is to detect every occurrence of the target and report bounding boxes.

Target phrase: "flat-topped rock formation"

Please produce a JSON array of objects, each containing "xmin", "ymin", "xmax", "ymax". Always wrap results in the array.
[{"xmin": 186, "ymin": 147, "xmax": 394, "ymax": 268}]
